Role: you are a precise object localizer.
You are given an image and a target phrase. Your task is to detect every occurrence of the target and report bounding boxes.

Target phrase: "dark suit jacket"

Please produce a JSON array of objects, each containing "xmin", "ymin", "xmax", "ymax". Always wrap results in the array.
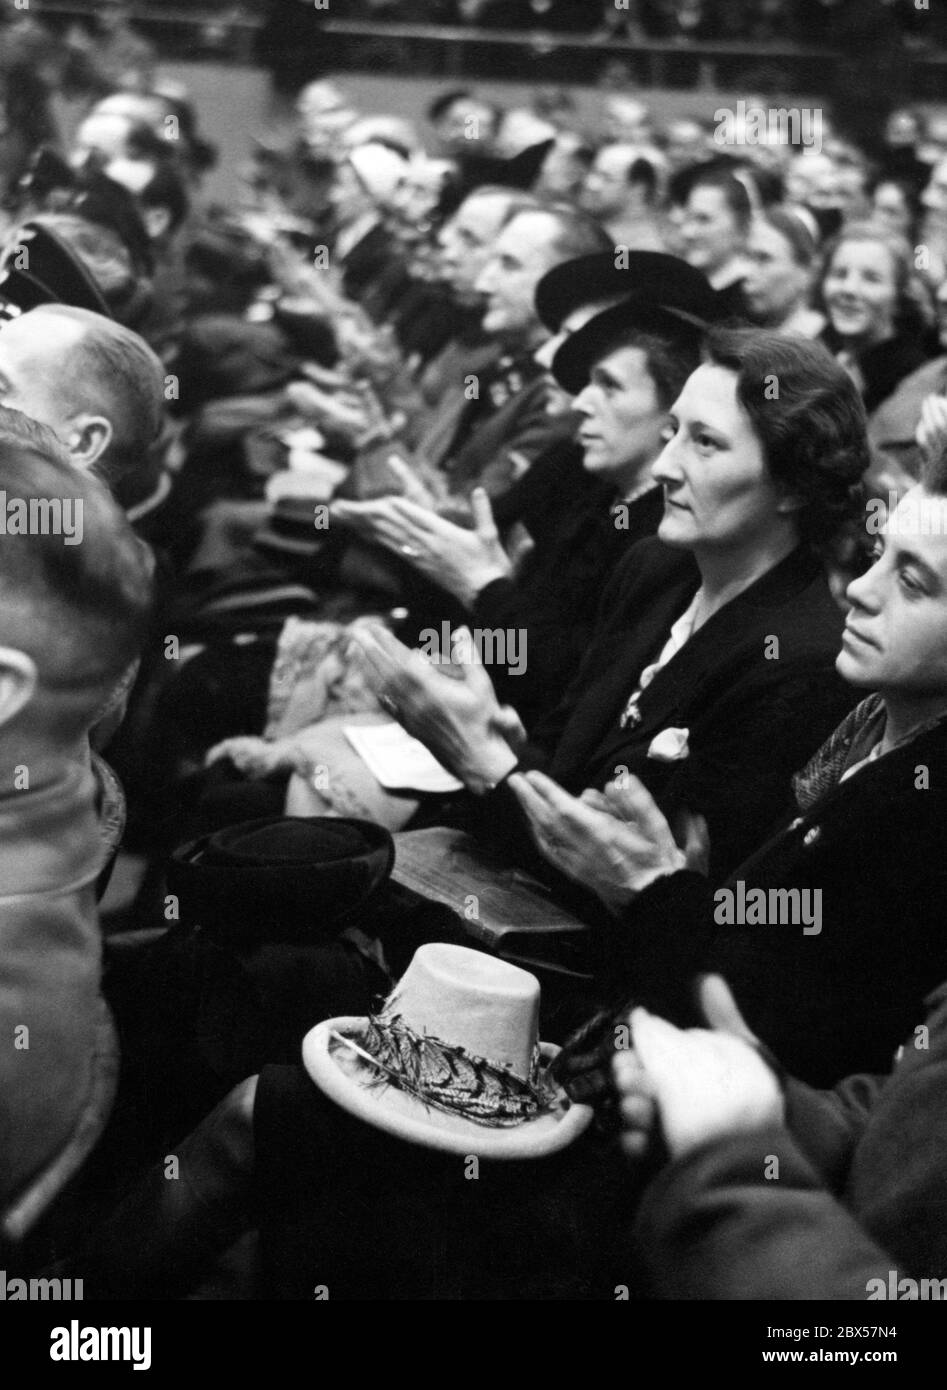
[
  {"xmin": 440, "ymin": 354, "xmax": 564, "ymax": 502},
  {"xmin": 607, "ymin": 710, "xmax": 947, "ymax": 1085},
  {"xmin": 484, "ymin": 539, "xmax": 856, "ymax": 884},
  {"xmin": 631, "ymin": 978, "xmax": 947, "ymax": 1299},
  {"xmin": 252, "ymin": 1062, "xmax": 628, "ymax": 1300},
  {"xmin": 820, "ymin": 326, "xmax": 931, "ymax": 415},
  {"xmin": 339, "ymin": 222, "xmax": 398, "ymax": 304},
  {"xmin": 471, "ymin": 445, "xmax": 665, "ymax": 724},
  {"xmin": 408, "ymin": 336, "xmax": 501, "ymax": 464}
]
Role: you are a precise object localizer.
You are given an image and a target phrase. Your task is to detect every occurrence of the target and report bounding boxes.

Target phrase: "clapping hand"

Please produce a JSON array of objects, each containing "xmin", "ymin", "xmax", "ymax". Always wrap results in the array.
[
  {"xmin": 509, "ymin": 771, "xmax": 708, "ymax": 913},
  {"xmin": 285, "ymin": 379, "xmax": 371, "ymax": 440},
  {"xmin": 332, "ymin": 486, "xmax": 512, "ymax": 606},
  {"xmin": 351, "ymin": 622, "xmax": 523, "ymax": 793}
]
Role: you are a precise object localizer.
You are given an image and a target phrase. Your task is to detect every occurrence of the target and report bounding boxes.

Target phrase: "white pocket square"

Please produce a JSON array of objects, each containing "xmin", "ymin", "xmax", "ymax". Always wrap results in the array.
[{"xmin": 647, "ymin": 727, "xmax": 690, "ymax": 762}]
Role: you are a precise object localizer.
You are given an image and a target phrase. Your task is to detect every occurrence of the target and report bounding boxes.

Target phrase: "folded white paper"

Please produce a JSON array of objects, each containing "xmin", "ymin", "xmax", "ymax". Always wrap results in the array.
[
  {"xmin": 278, "ymin": 426, "xmax": 325, "ymax": 451},
  {"xmin": 265, "ymin": 459, "xmax": 349, "ymax": 501},
  {"xmin": 343, "ymin": 721, "xmax": 464, "ymax": 794}
]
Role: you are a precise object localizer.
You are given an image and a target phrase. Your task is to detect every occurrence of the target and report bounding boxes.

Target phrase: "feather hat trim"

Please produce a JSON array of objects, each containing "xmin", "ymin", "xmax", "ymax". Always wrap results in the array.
[{"xmin": 303, "ymin": 944, "xmax": 592, "ymax": 1158}]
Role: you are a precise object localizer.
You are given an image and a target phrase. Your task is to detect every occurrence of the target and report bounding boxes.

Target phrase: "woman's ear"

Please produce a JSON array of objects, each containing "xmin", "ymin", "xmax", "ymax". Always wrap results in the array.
[{"xmin": 0, "ymin": 647, "xmax": 37, "ymax": 730}]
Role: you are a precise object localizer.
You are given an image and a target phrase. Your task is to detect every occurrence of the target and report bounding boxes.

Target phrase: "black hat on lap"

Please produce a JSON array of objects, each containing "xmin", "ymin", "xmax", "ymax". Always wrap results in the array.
[{"xmin": 168, "ymin": 816, "xmax": 395, "ymax": 946}]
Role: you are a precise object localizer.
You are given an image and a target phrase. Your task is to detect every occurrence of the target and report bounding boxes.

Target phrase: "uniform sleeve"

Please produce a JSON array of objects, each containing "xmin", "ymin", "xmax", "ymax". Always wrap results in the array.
[{"xmin": 630, "ymin": 1125, "xmax": 899, "ymax": 1300}]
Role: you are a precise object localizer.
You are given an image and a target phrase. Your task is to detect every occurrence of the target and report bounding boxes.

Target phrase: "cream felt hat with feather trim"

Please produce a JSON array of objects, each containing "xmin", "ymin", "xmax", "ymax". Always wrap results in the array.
[{"xmin": 303, "ymin": 943, "xmax": 592, "ymax": 1158}]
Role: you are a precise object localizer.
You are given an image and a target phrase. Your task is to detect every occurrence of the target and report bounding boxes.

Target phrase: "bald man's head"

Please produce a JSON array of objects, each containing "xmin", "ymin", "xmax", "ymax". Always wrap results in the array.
[{"xmin": 0, "ymin": 306, "xmax": 165, "ymax": 509}]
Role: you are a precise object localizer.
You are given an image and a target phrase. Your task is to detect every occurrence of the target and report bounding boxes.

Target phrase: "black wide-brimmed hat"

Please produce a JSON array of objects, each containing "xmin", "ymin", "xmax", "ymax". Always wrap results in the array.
[
  {"xmin": 458, "ymin": 138, "xmax": 556, "ymax": 195},
  {"xmin": 536, "ymin": 250, "xmax": 718, "ymax": 333},
  {"xmin": 0, "ymin": 222, "xmax": 111, "ymax": 317},
  {"xmin": 168, "ymin": 816, "xmax": 396, "ymax": 947},
  {"xmin": 551, "ymin": 272, "xmax": 723, "ymax": 396}
]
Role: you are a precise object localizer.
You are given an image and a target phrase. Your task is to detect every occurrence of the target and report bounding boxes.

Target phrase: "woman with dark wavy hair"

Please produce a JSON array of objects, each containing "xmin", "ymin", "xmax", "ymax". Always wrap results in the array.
[
  {"xmin": 355, "ymin": 327, "xmax": 871, "ymax": 915},
  {"xmin": 691, "ymin": 325, "xmax": 870, "ymax": 559},
  {"xmin": 697, "ymin": 323, "xmax": 872, "ymax": 596}
]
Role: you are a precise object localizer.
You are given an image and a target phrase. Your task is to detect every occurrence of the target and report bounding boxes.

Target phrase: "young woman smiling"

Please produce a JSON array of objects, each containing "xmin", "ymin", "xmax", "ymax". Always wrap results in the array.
[{"xmin": 818, "ymin": 223, "xmax": 931, "ymax": 413}]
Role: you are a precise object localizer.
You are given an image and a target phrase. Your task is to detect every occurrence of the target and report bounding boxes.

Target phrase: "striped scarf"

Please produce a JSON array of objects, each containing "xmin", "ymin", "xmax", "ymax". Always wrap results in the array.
[
  {"xmin": 791, "ymin": 694, "xmax": 886, "ymax": 813},
  {"xmin": 792, "ymin": 694, "xmax": 947, "ymax": 813}
]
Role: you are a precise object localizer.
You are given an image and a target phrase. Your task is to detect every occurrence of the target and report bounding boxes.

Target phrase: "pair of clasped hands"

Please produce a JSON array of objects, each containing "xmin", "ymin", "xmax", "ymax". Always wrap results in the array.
[
  {"xmin": 349, "ymin": 618, "xmax": 784, "ymax": 1159},
  {"xmin": 566, "ymin": 976, "xmax": 786, "ymax": 1162}
]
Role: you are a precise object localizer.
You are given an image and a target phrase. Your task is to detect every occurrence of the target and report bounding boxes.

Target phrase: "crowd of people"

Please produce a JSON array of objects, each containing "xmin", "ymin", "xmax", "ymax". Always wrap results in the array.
[{"xmin": 3, "ymin": 22, "xmax": 947, "ymax": 1301}]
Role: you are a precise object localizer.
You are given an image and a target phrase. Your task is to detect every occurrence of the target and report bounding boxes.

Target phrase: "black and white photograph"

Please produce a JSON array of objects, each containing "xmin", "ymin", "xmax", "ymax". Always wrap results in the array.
[{"xmin": 0, "ymin": 0, "xmax": 946, "ymax": 1357}]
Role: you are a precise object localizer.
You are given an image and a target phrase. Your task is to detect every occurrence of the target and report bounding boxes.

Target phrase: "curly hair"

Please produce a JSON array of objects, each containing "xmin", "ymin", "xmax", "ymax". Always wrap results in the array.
[
  {"xmin": 605, "ymin": 324, "xmax": 702, "ymax": 411},
  {"xmin": 703, "ymin": 326, "xmax": 870, "ymax": 564}
]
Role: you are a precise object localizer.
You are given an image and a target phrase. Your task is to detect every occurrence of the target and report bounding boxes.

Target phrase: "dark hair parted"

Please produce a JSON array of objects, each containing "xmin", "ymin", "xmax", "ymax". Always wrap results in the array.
[
  {"xmin": 703, "ymin": 326, "xmax": 870, "ymax": 560},
  {"xmin": 600, "ymin": 324, "xmax": 702, "ymax": 411},
  {"xmin": 669, "ymin": 161, "xmax": 754, "ymax": 233},
  {"xmin": 536, "ymin": 203, "xmax": 614, "ymax": 260}
]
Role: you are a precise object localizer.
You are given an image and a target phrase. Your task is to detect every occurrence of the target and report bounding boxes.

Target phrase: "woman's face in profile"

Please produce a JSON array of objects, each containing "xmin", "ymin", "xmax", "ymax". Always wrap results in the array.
[
  {"xmin": 822, "ymin": 238, "xmax": 899, "ymax": 347},
  {"xmin": 651, "ymin": 363, "xmax": 789, "ymax": 555}
]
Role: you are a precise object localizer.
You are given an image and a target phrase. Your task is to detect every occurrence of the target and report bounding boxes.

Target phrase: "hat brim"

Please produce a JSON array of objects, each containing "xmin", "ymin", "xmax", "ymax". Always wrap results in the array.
[
  {"xmin": 303, "ymin": 1017, "xmax": 593, "ymax": 1160},
  {"xmin": 535, "ymin": 250, "xmax": 719, "ymax": 334},
  {"xmin": 552, "ymin": 297, "xmax": 707, "ymax": 396},
  {"xmin": 168, "ymin": 816, "xmax": 395, "ymax": 945},
  {"xmin": 0, "ymin": 224, "xmax": 112, "ymax": 318}
]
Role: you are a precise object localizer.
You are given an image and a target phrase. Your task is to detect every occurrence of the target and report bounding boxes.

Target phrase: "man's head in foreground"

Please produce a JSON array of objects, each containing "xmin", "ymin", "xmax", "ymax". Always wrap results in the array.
[
  {"xmin": 0, "ymin": 305, "xmax": 165, "ymax": 512},
  {"xmin": 0, "ymin": 406, "xmax": 153, "ymax": 759}
]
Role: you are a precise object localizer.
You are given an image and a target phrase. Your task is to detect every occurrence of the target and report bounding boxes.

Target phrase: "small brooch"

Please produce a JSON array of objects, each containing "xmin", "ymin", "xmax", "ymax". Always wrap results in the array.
[{"xmin": 620, "ymin": 699, "xmax": 642, "ymax": 729}]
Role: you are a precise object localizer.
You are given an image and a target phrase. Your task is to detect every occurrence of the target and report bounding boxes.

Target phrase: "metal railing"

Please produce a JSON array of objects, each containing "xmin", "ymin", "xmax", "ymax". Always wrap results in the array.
[{"xmin": 30, "ymin": 6, "xmax": 947, "ymax": 92}]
